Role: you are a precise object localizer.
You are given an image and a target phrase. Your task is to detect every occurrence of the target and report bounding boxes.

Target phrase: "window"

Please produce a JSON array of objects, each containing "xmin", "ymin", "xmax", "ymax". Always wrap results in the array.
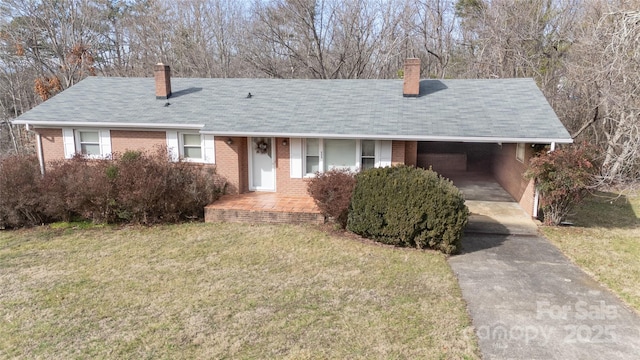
[
  {"xmin": 65, "ymin": 128, "xmax": 111, "ymax": 159},
  {"xmin": 361, "ymin": 140, "xmax": 376, "ymax": 170},
  {"xmin": 182, "ymin": 133, "xmax": 203, "ymax": 160},
  {"xmin": 305, "ymin": 138, "xmax": 320, "ymax": 174},
  {"xmin": 300, "ymin": 139, "xmax": 391, "ymax": 177},
  {"xmin": 516, "ymin": 143, "xmax": 526, "ymax": 163},
  {"xmin": 78, "ymin": 131, "xmax": 100, "ymax": 156},
  {"xmin": 166, "ymin": 131, "xmax": 215, "ymax": 163},
  {"xmin": 324, "ymin": 139, "xmax": 357, "ymax": 171}
]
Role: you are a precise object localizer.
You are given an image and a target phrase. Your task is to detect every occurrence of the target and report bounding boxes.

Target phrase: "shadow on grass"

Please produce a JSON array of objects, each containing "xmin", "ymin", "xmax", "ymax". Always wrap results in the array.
[{"xmin": 568, "ymin": 191, "xmax": 640, "ymax": 229}]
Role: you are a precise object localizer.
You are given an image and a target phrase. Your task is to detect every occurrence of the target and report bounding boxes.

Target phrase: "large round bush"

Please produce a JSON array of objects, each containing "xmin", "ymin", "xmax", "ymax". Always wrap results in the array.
[{"xmin": 347, "ymin": 166, "xmax": 468, "ymax": 254}]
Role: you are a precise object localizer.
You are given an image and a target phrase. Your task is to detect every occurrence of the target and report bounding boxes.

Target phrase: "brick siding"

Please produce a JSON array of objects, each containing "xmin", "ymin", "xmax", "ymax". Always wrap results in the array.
[
  {"xmin": 110, "ymin": 130, "xmax": 165, "ymax": 154},
  {"xmin": 492, "ymin": 143, "xmax": 536, "ymax": 217},
  {"xmin": 391, "ymin": 140, "xmax": 406, "ymax": 165},
  {"xmin": 215, "ymin": 137, "xmax": 248, "ymax": 194},
  {"xmin": 404, "ymin": 141, "xmax": 417, "ymax": 166},
  {"xmin": 276, "ymin": 137, "xmax": 309, "ymax": 196},
  {"xmin": 35, "ymin": 128, "xmax": 64, "ymax": 166},
  {"xmin": 420, "ymin": 153, "xmax": 467, "ymax": 172},
  {"xmin": 37, "ymin": 129, "xmax": 167, "ymax": 164}
]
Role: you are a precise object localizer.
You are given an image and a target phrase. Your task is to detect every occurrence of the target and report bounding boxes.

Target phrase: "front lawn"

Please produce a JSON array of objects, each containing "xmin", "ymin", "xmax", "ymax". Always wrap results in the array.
[
  {"xmin": 0, "ymin": 223, "xmax": 479, "ymax": 359},
  {"xmin": 542, "ymin": 191, "xmax": 640, "ymax": 312}
]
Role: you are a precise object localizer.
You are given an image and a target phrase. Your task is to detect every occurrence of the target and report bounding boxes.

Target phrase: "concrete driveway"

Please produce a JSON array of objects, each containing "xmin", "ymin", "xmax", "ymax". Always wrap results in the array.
[{"xmin": 447, "ymin": 174, "xmax": 640, "ymax": 359}]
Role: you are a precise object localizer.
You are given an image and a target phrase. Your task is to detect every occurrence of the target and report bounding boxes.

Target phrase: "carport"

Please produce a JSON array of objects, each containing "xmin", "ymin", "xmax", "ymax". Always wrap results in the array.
[
  {"xmin": 417, "ymin": 142, "xmax": 498, "ymax": 174},
  {"xmin": 446, "ymin": 172, "xmax": 539, "ymax": 235},
  {"xmin": 416, "ymin": 141, "xmax": 541, "ymax": 218}
]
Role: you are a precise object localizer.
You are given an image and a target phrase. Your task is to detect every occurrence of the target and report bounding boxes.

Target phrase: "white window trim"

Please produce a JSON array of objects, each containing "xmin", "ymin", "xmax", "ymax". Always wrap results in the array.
[
  {"xmin": 166, "ymin": 131, "xmax": 180, "ymax": 161},
  {"xmin": 290, "ymin": 138, "xmax": 303, "ymax": 178},
  {"xmin": 77, "ymin": 130, "xmax": 100, "ymax": 157},
  {"xmin": 66, "ymin": 128, "xmax": 111, "ymax": 159},
  {"xmin": 303, "ymin": 138, "xmax": 324, "ymax": 177},
  {"xmin": 202, "ymin": 134, "xmax": 215, "ymax": 164},
  {"xmin": 516, "ymin": 143, "xmax": 526, "ymax": 163},
  {"xmin": 173, "ymin": 132, "xmax": 215, "ymax": 164},
  {"xmin": 180, "ymin": 132, "xmax": 203, "ymax": 162},
  {"xmin": 360, "ymin": 140, "xmax": 376, "ymax": 170},
  {"xmin": 300, "ymin": 139, "xmax": 391, "ymax": 177}
]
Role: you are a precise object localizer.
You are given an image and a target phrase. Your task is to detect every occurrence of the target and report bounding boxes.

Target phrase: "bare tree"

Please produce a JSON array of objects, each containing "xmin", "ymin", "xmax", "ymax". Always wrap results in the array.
[
  {"xmin": 328, "ymin": 0, "xmax": 380, "ymax": 78},
  {"xmin": 561, "ymin": 2, "xmax": 640, "ymax": 184},
  {"xmin": 4, "ymin": 0, "xmax": 103, "ymax": 90},
  {"xmin": 412, "ymin": 0, "xmax": 457, "ymax": 78},
  {"xmin": 246, "ymin": 0, "xmax": 412, "ymax": 79},
  {"xmin": 246, "ymin": 0, "xmax": 338, "ymax": 79},
  {"xmin": 0, "ymin": 61, "xmax": 36, "ymax": 155},
  {"xmin": 123, "ymin": 0, "xmax": 173, "ymax": 76},
  {"xmin": 169, "ymin": 0, "xmax": 248, "ymax": 78},
  {"xmin": 455, "ymin": 0, "xmax": 575, "ymax": 85}
]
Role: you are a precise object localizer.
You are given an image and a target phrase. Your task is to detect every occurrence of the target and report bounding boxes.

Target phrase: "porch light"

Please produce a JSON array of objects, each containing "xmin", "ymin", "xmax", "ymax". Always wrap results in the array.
[
  {"xmin": 226, "ymin": 138, "xmax": 233, "ymax": 145},
  {"xmin": 282, "ymin": 139, "xmax": 288, "ymax": 146}
]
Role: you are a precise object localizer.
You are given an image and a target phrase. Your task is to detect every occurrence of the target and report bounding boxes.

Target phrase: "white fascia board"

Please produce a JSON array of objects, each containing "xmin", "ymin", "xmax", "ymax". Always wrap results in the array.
[
  {"xmin": 17, "ymin": 121, "xmax": 573, "ymax": 144},
  {"xmin": 12, "ymin": 120, "xmax": 204, "ymax": 130},
  {"xmin": 199, "ymin": 130, "xmax": 574, "ymax": 144}
]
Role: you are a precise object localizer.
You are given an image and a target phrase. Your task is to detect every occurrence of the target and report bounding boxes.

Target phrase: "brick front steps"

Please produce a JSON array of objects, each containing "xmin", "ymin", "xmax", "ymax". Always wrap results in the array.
[{"xmin": 205, "ymin": 193, "xmax": 324, "ymax": 225}]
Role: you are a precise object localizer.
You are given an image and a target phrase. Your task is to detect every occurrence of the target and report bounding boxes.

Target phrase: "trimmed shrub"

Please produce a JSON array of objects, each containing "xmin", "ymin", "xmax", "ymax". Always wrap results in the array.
[
  {"xmin": 525, "ymin": 143, "xmax": 599, "ymax": 225},
  {"xmin": 111, "ymin": 148, "xmax": 226, "ymax": 224},
  {"xmin": 40, "ymin": 147, "xmax": 226, "ymax": 225},
  {"xmin": 0, "ymin": 155, "xmax": 45, "ymax": 228},
  {"xmin": 347, "ymin": 166, "xmax": 468, "ymax": 254},
  {"xmin": 307, "ymin": 169, "xmax": 356, "ymax": 228},
  {"xmin": 40, "ymin": 155, "xmax": 117, "ymax": 222}
]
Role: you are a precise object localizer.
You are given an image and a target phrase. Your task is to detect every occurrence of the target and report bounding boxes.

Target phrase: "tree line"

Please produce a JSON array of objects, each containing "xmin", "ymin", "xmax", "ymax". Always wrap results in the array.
[{"xmin": 0, "ymin": 0, "xmax": 638, "ymax": 185}]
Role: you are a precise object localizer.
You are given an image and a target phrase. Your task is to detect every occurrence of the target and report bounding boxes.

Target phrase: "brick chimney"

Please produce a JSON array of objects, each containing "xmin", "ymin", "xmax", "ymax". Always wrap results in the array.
[
  {"xmin": 154, "ymin": 63, "xmax": 171, "ymax": 99},
  {"xmin": 403, "ymin": 58, "xmax": 421, "ymax": 97}
]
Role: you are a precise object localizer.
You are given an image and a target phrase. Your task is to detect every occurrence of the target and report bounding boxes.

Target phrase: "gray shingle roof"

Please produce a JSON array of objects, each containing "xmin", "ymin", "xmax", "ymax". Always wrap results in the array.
[{"xmin": 13, "ymin": 76, "xmax": 572, "ymax": 143}]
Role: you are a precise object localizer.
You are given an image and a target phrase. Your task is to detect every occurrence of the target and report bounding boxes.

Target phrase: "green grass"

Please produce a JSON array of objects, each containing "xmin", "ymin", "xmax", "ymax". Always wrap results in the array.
[
  {"xmin": 0, "ymin": 223, "xmax": 479, "ymax": 359},
  {"xmin": 542, "ymin": 191, "xmax": 640, "ymax": 312}
]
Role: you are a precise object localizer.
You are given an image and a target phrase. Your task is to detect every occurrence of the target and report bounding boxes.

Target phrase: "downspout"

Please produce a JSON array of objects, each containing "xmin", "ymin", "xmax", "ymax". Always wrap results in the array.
[{"xmin": 26, "ymin": 124, "xmax": 45, "ymax": 176}]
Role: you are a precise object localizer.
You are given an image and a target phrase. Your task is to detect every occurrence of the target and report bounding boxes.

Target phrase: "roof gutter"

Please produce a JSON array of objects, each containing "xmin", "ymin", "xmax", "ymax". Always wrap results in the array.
[
  {"xmin": 12, "ymin": 120, "xmax": 204, "ymax": 130},
  {"xmin": 199, "ymin": 130, "xmax": 574, "ymax": 144},
  {"xmin": 13, "ymin": 121, "xmax": 573, "ymax": 144}
]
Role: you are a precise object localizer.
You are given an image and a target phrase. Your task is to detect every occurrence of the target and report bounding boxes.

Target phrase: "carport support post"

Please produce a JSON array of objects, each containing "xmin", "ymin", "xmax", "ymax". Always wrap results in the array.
[{"xmin": 533, "ymin": 142, "xmax": 557, "ymax": 219}]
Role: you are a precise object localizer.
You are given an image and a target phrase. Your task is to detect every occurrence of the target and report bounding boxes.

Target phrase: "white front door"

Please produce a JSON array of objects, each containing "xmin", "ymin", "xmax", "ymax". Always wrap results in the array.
[{"xmin": 249, "ymin": 137, "xmax": 276, "ymax": 191}]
